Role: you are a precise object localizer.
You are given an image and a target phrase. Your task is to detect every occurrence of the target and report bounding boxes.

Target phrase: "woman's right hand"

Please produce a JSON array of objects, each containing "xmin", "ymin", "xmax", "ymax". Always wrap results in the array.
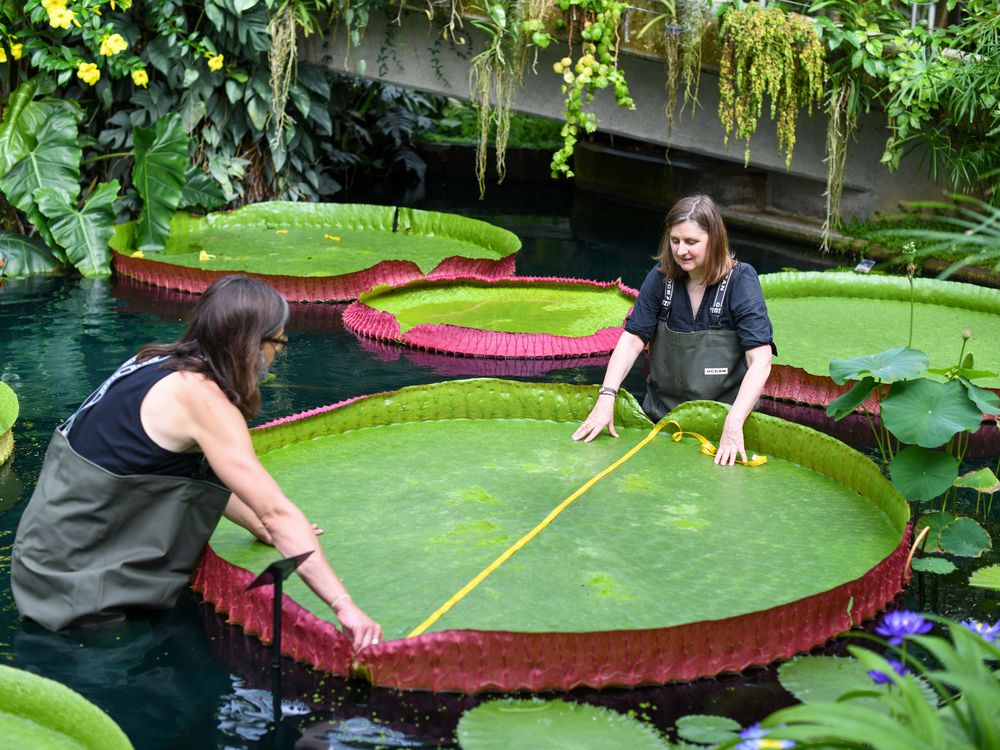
[
  {"xmin": 572, "ymin": 396, "xmax": 618, "ymax": 443},
  {"xmin": 335, "ymin": 600, "xmax": 383, "ymax": 650}
]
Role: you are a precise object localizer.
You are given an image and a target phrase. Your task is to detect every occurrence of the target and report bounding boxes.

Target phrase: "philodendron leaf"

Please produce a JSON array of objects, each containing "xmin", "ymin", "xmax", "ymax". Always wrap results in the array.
[
  {"xmin": 829, "ymin": 348, "xmax": 928, "ymax": 385},
  {"xmin": 969, "ymin": 565, "xmax": 1000, "ymax": 591},
  {"xmin": 881, "ymin": 379, "xmax": 984, "ymax": 448},
  {"xmin": 954, "ymin": 467, "xmax": 1000, "ymax": 493},
  {"xmin": 133, "ymin": 113, "xmax": 188, "ymax": 251},
  {"xmin": 0, "ymin": 231, "xmax": 63, "ymax": 276},
  {"xmin": 958, "ymin": 377, "xmax": 1000, "ymax": 415},
  {"xmin": 675, "ymin": 715, "xmax": 742, "ymax": 745},
  {"xmin": 910, "ymin": 556, "xmax": 957, "ymax": 574},
  {"xmin": 178, "ymin": 166, "xmax": 226, "ymax": 212},
  {"xmin": 34, "ymin": 182, "xmax": 119, "ymax": 278},
  {"xmin": 938, "ymin": 517, "xmax": 992, "ymax": 558},
  {"xmin": 456, "ymin": 699, "xmax": 670, "ymax": 750},
  {"xmin": 826, "ymin": 376, "xmax": 877, "ymax": 420},
  {"xmin": 888, "ymin": 446, "xmax": 959, "ymax": 502},
  {"xmin": 914, "ymin": 512, "xmax": 956, "ymax": 553},
  {"xmin": 0, "ymin": 105, "xmax": 82, "ymax": 252}
]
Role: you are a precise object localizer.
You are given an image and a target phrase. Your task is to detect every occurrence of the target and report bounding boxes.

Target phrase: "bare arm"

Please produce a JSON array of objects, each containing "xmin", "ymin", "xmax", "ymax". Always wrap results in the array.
[
  {"xmin": 715, "ymin": 344, "xmax": 772, "ymax": 465},
  {"xmin": 224, "ymin": 494, "xmax": 324, "ymax": 546},
  {"xmin": 572, "ymin": 331, "xmax": 646, "ymax": 443}
]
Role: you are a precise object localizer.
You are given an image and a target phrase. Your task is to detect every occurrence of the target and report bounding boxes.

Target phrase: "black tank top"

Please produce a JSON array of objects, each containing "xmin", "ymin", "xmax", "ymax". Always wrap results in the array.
[{"xmin": 69, "ymin": 360, "xmax": 207, "ymax": 477}]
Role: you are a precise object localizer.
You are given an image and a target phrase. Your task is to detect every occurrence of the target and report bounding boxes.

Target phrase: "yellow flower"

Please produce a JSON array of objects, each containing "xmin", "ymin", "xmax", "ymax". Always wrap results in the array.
[
  {"xmin": 275, "ymin": 229, "xmax": 288, "ymax": 235},
  {"xmin": 41, "ymin": 0, "xmax": 65, "ymax": 11},
  {"xmin": 99, "ymin": 33, "xmax": 128, "ymax": 57},
  {"xmin": 10, "ymin": 43, "xmax": 22, "ymax": 60},
  {"xmin": 131, "ymin": 68, "xmax": 148, "ymax": 87},
  {"xmin": 48, "ymin": 6, "xmax": 75, "ymax": 29},
  {"xmin": 198, "ymin": 250, "xmax": 215, "ymax": 262},
  {"xmin": 130, "ymin": 250, "xmax": 144, "ymax": 259},
  {"xmin": 206, "ymin": 53, "xmax": 224, "ymax": 72},
  {"xmin": 0, "ymin": 48, "xmax": 6, "ymax": 64},
  {"xmin": 77, "ymin": 62, "xmax": 100, "ymax": 86},
  {"xmin": 323, "ymin": 234, "xmax": 341, "ymax": 241}
]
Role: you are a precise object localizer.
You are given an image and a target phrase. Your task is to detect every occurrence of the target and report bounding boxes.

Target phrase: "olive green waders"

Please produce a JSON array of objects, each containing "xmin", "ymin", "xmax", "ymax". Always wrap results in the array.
[
  {"xmin": 642, "ymin": 268, "xmax": 748, "ymax": 422},
  {"xmin": 11, "ymin": 356, "xmax": 231, "ymax": 631}
]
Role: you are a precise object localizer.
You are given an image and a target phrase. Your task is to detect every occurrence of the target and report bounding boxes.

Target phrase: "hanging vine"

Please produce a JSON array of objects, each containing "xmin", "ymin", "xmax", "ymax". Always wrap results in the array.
[
  {"xmin": 268, "ymin": 8, "xmax": 299, "ymax": 151},
  {"xmin": 678, "ymin": 0, "xmax": 709, "ymax": 114},
  {"xmin": 717, "ymin": 3, "xmax": 825, "ymax": 168}
]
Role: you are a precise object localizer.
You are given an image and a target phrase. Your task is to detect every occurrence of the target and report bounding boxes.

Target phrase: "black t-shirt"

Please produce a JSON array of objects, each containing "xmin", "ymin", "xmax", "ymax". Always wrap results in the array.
[{"xmin": 624, "ymin": 261, "xmax": 776, "ymax": 353}]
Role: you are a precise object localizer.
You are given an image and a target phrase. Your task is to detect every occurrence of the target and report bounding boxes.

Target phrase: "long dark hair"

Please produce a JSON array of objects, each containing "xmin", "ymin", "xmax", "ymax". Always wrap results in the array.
[
  {"xmin": 656, "ymin": 194, "xmax": 735, "ymax": 286},
  {"xmin": 138, "ymin": 275, "xmax": 289, "ymax": 419}
]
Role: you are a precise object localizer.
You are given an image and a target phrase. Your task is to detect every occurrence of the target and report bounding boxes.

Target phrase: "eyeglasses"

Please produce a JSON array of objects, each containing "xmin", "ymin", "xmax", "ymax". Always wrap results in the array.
[{"xmin": 262, "ymin": 336, "xmax": 288, "ymax": 353}]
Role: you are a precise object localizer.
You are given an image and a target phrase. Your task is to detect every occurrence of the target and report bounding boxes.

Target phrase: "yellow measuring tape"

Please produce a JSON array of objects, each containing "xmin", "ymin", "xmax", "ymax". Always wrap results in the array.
[{"xmin": 406, "ymin": 419, "xmax": 767, "ymax": 638}]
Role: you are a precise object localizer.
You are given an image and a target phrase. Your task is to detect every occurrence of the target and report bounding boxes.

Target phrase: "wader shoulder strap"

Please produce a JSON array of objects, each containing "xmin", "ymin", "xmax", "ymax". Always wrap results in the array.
[
  {"xmin": 657, "ymin": 277, "xmax": 675, "ymax": 321},
  {"xmin": 60, "ymin": 355, "xmax": 169, "ymax": 436},
  {"xmin": 708, "ymin": 265, "xmax": 738, "ymax": 329}
]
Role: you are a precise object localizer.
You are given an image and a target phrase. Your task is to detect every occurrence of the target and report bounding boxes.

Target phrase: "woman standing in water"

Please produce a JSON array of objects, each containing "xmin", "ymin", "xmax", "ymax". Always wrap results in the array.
[
  {"xmin": 12, "ymin": 275, "xmax": 381, "ymax": 648},
  {"xmin": 573, "ymin": 194, "xmax": 774, "ymax": 465}
]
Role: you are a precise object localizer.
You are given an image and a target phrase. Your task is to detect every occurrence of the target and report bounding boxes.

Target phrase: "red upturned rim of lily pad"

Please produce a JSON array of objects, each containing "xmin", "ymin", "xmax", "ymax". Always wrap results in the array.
[
  {"xmin": 191, "ymin": 383, "xmax": 912, "ymax": 694},
  {"xmin": 112, "ymin": 251, "xmax": 518, "ymax": 303},
  {"xmin": 342, "ymin": 276, "xmax": 638, "ymax": 359}
]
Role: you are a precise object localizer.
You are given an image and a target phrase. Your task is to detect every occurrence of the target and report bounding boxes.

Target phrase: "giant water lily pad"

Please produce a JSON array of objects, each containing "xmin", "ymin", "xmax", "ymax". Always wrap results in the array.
[
  {"xmin": 344, "ymin": 277, "xmax": 636, "ymax": 358},
  {"xmin": 0, "ymin": 665, "xmax": 133, "ymax": 750},
  {"xmin": 0, "ymin": 380, "xmax": 18, "ymax": 464},
  {"xmin": 194, "ymin": 380, "xmax": 909, "ymax": 693},
  {"xmin": 760, "ymin": 273, "xmax": 1000, "ymax": 407},
  {"xmin": 111, "ymin": 202, "xmax": 521, "ymax": 301}
]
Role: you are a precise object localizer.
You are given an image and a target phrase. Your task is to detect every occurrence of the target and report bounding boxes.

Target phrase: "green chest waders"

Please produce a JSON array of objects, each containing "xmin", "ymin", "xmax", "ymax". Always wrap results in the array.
[
  {"xmin": 642, "ymin": 267, "xmax": 748, "ymax": 422},
  {"xmin": 11, "ymin": 357, "xmax": 231, "ymax": 631}
]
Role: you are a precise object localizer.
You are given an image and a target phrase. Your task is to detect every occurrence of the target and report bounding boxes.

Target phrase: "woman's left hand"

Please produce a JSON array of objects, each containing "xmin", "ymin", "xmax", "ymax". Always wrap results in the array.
[{"xmin": 715, "ymin": 414, "xmax": 747, "ymax": 466}]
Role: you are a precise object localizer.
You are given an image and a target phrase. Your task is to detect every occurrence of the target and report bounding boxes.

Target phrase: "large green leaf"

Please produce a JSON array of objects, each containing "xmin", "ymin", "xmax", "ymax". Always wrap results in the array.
[
  {"xmin": 456, "ymin": 700, "xmax": 669, "ymax": 750},
  {"xmin": 969, "ymin": 565, "xmax": 1000, "ymax": 591},
  {"xmin": 0, "ymin": 107, "xmax": 82, "ymax": 251},
  {"xmin": 829, "ymin": 348, "xmax": 929, "ymax": 385},
  {"xmin": 826, "ymin": 376, "xmax": 877, "ymax": 419},
  {"xmin": 881, "ymin": 379, "xmax": 984, "ymax": 448},
  {"xmin": 0, "ymin": 78, "xmax": 66, "ymax": 179},
  {"xmin": 954, "ymin": 467, "xmax": 1000, "ymax": 493},
  {"xmin": 178, "ymin": 166, "xmax": 226, "ymax": 211},
  {"xmin": 938, "ymin": 517, "xmax": 992, "ymax": 558},
  {"xmin": 132, "ymin": 113, "xmax": 189, "ymax": 251},
  {"xmin": 34, "ymin": 182, "xmax": 119, "ymax": 278},
  {"xmin": 0, "ymin": 231, "xmax": 63, "ymax": 277},
  {"xmin": 888, "ymin": 446, "xmax": 959, "ymax": 502},
  {"xmin": 914, "ymin": 511, "xmax": 956, "ymax": 553}
]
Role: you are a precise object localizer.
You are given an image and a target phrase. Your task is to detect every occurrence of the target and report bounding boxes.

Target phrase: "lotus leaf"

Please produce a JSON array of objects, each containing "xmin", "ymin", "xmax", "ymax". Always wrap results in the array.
[
  {"xmin": 0, "ymin": 665, "xmax": 133, "ymax": 750},
  {"xmin": 881, "ymin": 379, "xmax": 983, "ymax": 448},
  {"xmin": 958, "ymin": 377, "xmax": 1000, "ymax": 415},
  {"xmin": 938, "ymin": 517, "xmax": 992, "ymax": 558},
  {"xmin": 910, "ymin": 557, "xmax": 957, "ymax": 575},
  {"xmin": 954, "ymin": 467, "xmax": 1000, "ymax": 493},
  {"xmin": 914, "ymin": 512, "xmax": 956, "ymax": 553},
  {"xmin": 888, "ymin": 446, "xmax": 959, "ymax": 502},
  {"xmin": 825, "ymin": 376, "xmax": 877, "ymax": 419},
  {"xmin": 829, "ymin": 348, "xmax": 929, "ymax": 385},
  {"xmin": 456, "ymin": 699, "xmax": 669, "ymax": 750},
  {"xmin": 969, "ymin": 565, "xmax": 1000, "ymax": 591}
]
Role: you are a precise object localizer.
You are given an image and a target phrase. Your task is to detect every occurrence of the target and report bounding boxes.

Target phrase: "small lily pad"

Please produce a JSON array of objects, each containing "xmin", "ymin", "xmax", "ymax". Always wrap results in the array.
[
  {"xmin": 953, "ymin": 468, "xmax": 1000, "ymax": 494},
  {"xmin": 911, "ymin": 557, "xmax": 957, "ymax": 575},
  {"xmin": 914, "ymin": 511, "xmax": 956, "ymax": 553},
  {"xmin": 938, "ymin": 517, "xmax": 992, "ymax": 558},
  {"xmin": 675, "ymin": 714, "xmax": 742, "ymax": 745},
  {"xmin": 969, "ymin": 565, "xmax": 1000, "ymax": 591}
]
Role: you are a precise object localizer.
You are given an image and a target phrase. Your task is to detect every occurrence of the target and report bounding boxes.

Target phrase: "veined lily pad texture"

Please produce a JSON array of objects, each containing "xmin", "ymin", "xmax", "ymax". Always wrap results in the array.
[
  {"xmin": 193, "ymin": 379, "xmax": 910, "ymax": 693},
  {"xmin": 0, "ymin": 380, "xmax": 18, "ymax": 464},
  {"xmin": 759, "ymin": 272, "xmax": 1000, "ymax": 410},
  {"xmin": 0, "ymin": 665, "xmax": 133, "ymax": 750},
  {"xmin": 111, "ymin": 202, "xmax": 521, "ymax": 301},
  {"xmin": 343, "ymin": 277, "xmax": 637, "ymax": 358}
]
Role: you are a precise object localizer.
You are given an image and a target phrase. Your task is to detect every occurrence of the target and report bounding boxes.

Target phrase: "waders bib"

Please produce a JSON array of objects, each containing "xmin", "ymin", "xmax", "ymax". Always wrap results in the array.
[
  {"xmin": 12, "ymin": 357, "xmax": 231, "ymax": 631},
  {"xmin": 642, "ymin": 267, "xmax": 747, "ymax": 422}
]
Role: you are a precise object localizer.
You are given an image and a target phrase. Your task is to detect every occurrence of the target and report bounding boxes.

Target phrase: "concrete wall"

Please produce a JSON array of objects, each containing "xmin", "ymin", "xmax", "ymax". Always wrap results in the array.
[{"xmin": 304, "ymin": 12, "xmax": 947, "ymax": 220}]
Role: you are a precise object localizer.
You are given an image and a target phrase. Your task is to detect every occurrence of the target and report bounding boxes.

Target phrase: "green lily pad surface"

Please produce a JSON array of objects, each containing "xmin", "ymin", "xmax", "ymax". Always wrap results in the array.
[
  {"xmin": 0, "ymin": 380, "xmax": 17, "ymax": 464},
  {"xmin": 761, "ymin": 273, "xmax": 1000, "ymax": 389},
  {"xmin": 361, "ymin": 280, "xmax": 634, "ymax": 336},
  {"xmin": 0, "ymin": 665, "xmax": 133, "ymax": 750},
  {"xmin": 111, "ymin": 202, "xmax": 520, "ymax": 277},
  {"xmin": 208, "ymin": 380, "xmax": 906, "ymax": 641}
]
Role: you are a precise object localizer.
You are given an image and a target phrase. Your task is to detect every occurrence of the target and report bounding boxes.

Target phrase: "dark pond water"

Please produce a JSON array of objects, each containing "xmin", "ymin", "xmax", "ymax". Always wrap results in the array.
[{"xmin": 1, "ymin": 178, "xmax": 996, "ymax": 749}]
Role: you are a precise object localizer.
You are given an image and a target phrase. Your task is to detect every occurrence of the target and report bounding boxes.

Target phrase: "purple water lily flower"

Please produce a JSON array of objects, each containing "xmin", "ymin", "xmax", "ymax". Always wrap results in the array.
[
  {"xmin": 737, "ymin": 723, "xmax": 796, "ymax": 750},
  {"xmin": 961, "ymin": 619, "xmax": 1000, "ymax": 643},
  {"xmin": 868, "ymin": 657, "xmax": 909, "ymax": 685},
  {"xmin": 875, "ymin": 610, "xmax": 932, "ymax": 645}
]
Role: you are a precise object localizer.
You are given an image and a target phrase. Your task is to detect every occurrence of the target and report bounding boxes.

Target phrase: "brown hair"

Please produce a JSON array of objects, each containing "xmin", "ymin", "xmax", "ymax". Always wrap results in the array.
[
  {"xmin": 138, "ymin": 275, "xmax": 289, "ymax": 419},
  {"xmin": 655, "ymin": 194, "xmax": 735, "ymax": 286}
]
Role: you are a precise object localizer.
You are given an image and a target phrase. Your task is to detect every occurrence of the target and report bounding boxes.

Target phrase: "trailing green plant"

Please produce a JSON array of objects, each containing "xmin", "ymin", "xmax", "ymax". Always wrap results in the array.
[
  {"xmin": 549, "ymin": 0, "xmax": 634, "ymax": 178},
  {"xmin": 892, "ymin": 193, "xmax": 1000, "ymax": 278},
  {"xmin": 636, "ymin": 0, "xmax": 680, "ymax": 134},
  {"xmin": 715, "ymin": 1, "xmax": 825, "ymax": 169}
]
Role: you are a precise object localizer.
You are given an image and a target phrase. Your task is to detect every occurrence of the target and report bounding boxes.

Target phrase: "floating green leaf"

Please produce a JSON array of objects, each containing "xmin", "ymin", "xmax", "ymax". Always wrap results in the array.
[
  {"xmin": 675, "ymin": 714, "xmax": 742, "ymax": 745},
  {"xmin": 969, "ymin": 565, "xmax": 1000, "ymax": 591},
  {"xmin": 954, "ymin": 468, "xmax": 1000, "ymax": 493},
  {"xmin": 133, "ymin": 113, "xmax": 189, "ymax": 251},
  {"xmin": 914, "ymin": 512, "xmax": 956, "ymax": 553},
  {"xmin": 0, "ymin": 231, "xmax": 62, "ymax": 277},
  {"xmin": 826, "ymin": 376, "xmax": 877, "ymax": 420},
  {"xmin": 0, "ymin": 381, "xmax": 17, "ymax": 435},
  {"xmin": 938, "ymin": 517, "xmax": 992, "ymax": 558},
  {"xmin": 829, "ymin": 348, "xmax": 928, "ymax": 385},
  {"xmin": 888, "ymin": 446, "xmax": 959, "ymax": 502},
  {"xmin": 34, "ymin": 182, "xmax": 119, "ymax": 278},
  {"xmin": 958, "ymin": 377, "xmax": 1000, "ymax": 415},
  {"xmin": 910, "ymin": 557, "xmax": 957, "ymax": 575},
  {"xmin": 881, "ymin": 379, "xmax": 984, "ymax": 448},
  {"xmin": 456, "ymin": 699, "xmax": 669, "ymax": 750}
]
